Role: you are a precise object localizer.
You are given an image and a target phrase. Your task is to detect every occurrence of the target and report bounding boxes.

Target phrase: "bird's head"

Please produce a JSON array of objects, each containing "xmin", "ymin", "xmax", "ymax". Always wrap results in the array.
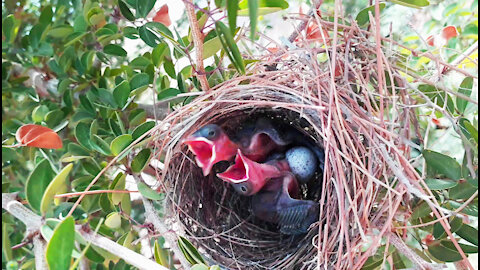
[
  {"xmin": 217, "ymin": 150, "xmax": 287, "ymax": 196},
  {"xmin": 183, "ymin": 124, "xmax": 238, "ymax": 176}
]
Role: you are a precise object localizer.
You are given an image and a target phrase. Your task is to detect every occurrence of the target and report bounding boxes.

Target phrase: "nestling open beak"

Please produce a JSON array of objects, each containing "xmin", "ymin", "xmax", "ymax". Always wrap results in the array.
[
  {"xmin": 183, "ymin": 136, "xmax": 216, "ymax": 176},
  {"xmin": 217, "ymin": 150, "xmax": 286, "ymax": 195},
  {"xmin": 217, "ymin": 149, "xmax": 250, "ymax": 184}
]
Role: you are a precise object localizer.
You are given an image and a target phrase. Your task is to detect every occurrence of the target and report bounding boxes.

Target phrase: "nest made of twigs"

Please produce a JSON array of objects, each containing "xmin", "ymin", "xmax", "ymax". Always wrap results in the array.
[{"xmin": 148, "ymin": 15, "xmax": 434, "ymax": 270}]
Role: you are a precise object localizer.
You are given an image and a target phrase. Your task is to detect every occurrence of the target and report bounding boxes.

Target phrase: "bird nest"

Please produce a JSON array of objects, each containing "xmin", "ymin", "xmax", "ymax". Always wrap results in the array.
[{"xmin": 150, "ymin": 16, "xmax": 432, "ymax": 270}]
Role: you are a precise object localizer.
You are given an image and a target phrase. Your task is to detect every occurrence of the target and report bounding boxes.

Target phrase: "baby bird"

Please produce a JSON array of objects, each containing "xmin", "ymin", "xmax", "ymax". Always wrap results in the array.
[
  {"xmin": 217, "ymin": 150, "xmax": 290, "ymax": 196},
  {"xmin": 251, "ymin": 173, "xmax": 319, "ymax": 235},
  {"xmin": 182, "ymin": 118, "xmax": 291, "ymax": 176}
]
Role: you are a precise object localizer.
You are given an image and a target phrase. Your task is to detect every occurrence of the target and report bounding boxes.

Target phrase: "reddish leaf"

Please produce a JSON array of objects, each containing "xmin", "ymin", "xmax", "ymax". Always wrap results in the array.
[
  {"xmin": 16, "ymin": 124, "xmax": 63, "ymax": 149},
  {"xmin": 432, "ymin": 118, "xmax": 441, "ymax": 126},
  {"xmin": 426, "ymin": 26, "xmax": 458, "ymax": 47},
  {"xmin": 152, "ymin": 5, "xmax": 171, "ymax": 27},
  {"xmin": 306, "ymin": 24, "xmax": 329, "ymax": 42},
  {"xmin": 267, "ymin": 47, "xmax": 279, "ymax": 53},
  {"xmin": 423, "ymin": 234, "xmax": 434, "ymax": 245},
  {"xmin": 426, "ymin": 35, "xmax": 435, "ymax": 46},
  {"xmin": 334, "ymin": 60, "xmax": 344, "ymax": 77},
  {"xmin": 441, "ymin": 26, "xmax": 458, "ymax": 41}
]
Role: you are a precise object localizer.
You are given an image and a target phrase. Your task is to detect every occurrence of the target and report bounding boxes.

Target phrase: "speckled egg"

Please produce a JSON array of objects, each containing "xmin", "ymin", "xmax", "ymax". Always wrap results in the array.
[{"xmin": 285, "ymin": 146, "xmax": 317, "ymax": 183}]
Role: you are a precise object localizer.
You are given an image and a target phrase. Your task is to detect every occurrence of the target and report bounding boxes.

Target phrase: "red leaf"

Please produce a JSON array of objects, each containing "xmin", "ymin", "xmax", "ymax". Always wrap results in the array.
[
  {"xmin": 267, "ymin": 47, "xmax": 279, "ymax": 54},
  {"xmin": 432, "ymin": 118, "xmax": 441, "ymax": 126},
  {"xmin": 152, "ymin": 4, "xmax": 171, "ymax": 27},
  {"xmin": 334, "ymin": 60, "xmax": 344, "ymax": 77},
  {"xmin": 423, "ymin": 234, "xmax": 434, "ymax": 245},
  {"xmin": 426, "ymin": 35, "xmax": 435, "ymax": 46},
  {"xmin": 15, "ymin": 124, "xmax": 63, "ymax": 149},
  {"xmin": 306, "ymin": 24, "xmax": 330, "ymax": 44},
  {"xmin": 441, "ymin": 25, "xmax": 458, "ymax": 41}
]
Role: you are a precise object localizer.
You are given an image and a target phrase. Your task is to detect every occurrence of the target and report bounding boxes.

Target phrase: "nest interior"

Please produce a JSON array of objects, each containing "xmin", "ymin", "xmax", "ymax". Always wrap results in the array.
[
  {"xmin": 151, "ymin": 14, "xmax": 433, "ymax": 270},
  {"xmin": 166, "ymin": 105, "xmax": 329, "ymax": 270}
]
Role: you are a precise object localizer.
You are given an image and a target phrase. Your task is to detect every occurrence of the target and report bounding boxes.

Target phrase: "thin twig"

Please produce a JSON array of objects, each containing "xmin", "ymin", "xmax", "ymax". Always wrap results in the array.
[
  {"xmin": 2, "ymin": 193, "xmax": 167, "ymax": 270},
  {"xmin": 184, "ymin": 0, "xmax": 210, "ymax": 92},
  {"xmin": 131, "ymin": 174, "xmax": 191, "ymax": 269},
  {"xmin": 54, "ymin": 190, "xmax": 138, "ymax": 198},
  {"xmin": 389, "ymin": 233, "xmax": 439, "ymax": 270}
]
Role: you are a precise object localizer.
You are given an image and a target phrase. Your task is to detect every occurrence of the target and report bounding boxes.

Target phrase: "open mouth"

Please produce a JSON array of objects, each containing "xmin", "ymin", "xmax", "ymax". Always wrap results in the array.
[
  {"xmin": 217, "ymin": 150, "xmax": 249, "ymax": 184},
  {"xmin": 184, "ymin": 137, "xmax": 216, "ymax": 176}
]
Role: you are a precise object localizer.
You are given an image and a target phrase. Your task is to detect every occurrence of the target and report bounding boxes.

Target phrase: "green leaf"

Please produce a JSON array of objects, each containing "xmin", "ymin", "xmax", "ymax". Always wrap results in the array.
[
  {"xmin": 40, "ymin": 163, "xmax": 73, "ymax": 214},
  {"xmin": 424, "ymin": 178, "xmax": 458, "ymax": 190},
  {"xmin": 154, "ymin": 240, "xmax": 171, "ymax": 267},
  {"xmin": 456, "ymin": 224, "xmax": 478, "ymax": 246},
  {"xmin": 433, "ymin": 217, "xmax": 463, "ymax": 239},
  {"xmin": 110, "ymin": 134, "xmax": 133, "ymax": 156},
  {"xmin": 191, "ymin": 264, "xmax": 209, "ymax": 270},
  {"xmin": 103, "ymin": 44, "xmax": 127, "ymax": 57},
  {"xmin": 423, "ymin": 150, "xmax": 461, "ymax": 180},
  {"xmin": 152, "ymin": 43, "xmax": 169, "ymax": 66},
  {"xmin": 45, "ymin": 109, "xmax": 66, "ymax": 128},
  {"xmin": 163, "ymin": 60, "xmax": 176, "ymax": 78},
  {"xmin": 3, "ymin": 14, "xmax": 20, "ymax": 43},
  {"xmin": 449, "ymin": 200, "xmax": 478, "ymax": 217},
  {"xmin": 92, "ymin": 135, "xmax": 113, "ymax": 156},
  {"xmin": 78, "ymin": 95, "xmax": 95, "ymax": 114},
  {"xmin": 137, "ymin": 181, "xmax": 164, "ymax": 200},
  {"xmin": 428, "ymin": 242, "xmax": 462, "ymax": 262},
  {"xmin": 146, "ymin": 22, "xmax": 174, "ymax": 39},
  {"xmin": 131, "ymin": 149, "xmax": 152, "ymax": 173},
  {"xmin": 139, "ymin": 25, "xmax": 160, "ymax": 47},
  {"xmin": 73, "ymin": 14, "xmax": 88, "ymax": 32},
  {"xmin": 132, "ymin": 121, "xmax": 155, "ymax": 141},
  {"xmin": 39, "ymin": 5, "xmax": 53, "ymax": 25},
  {"xmin": 215, "ymin": 21, "xmax": 245, "ymax": 74},
  {"xmin": 360, "ymin": 254, "xmax": 384, "ymax": 270},
  {"xmin": 459, "ymin": 118, "xmax": 478, "ymax": 144},
  {"xmin": 178, "ymin": 236, "xmax": 206, "ymax": 265},
  {"xmin": 248, "ymin": 0, "xmax": 258, "ymax": 40},
  {"xmin": 227, "ymin": 0, "xmax": 239, "ymax": 35},
  {"xmin": 411, "ymin": 202, "xmax": 432, "ymax": 219},
  {"xmin": 124, "ymin": 26, "xmax": 139, "ymax": 39},
  {"xmin": 29, "ymin": 24, "xmax": 46, "ymax": 49},
  {"xmin": 2, "ymin": 223, "xmax": 12, "ymax": 261},
  {"xmin": 136, "ymin": 0, "xmax": 156, "ymax": 18},
  {"xmin": 449, "ymin": 181, "xmax": 477, "ymax": 200},
  {"xmin": 389, "ymin": 0, "xmax": 430, "ymax": 8},
  {"xmin": 456, "ymin": 77, "xmax": 474, "ymax": 113},
  {"xmin": 356, "ymin": 4, "xmax": 386, "ymax": 26},
  {"xmin": 6, "ymin": 261, "xmax": 18, "ymax": 270},
  {"xmin": 75, "ymin": 122, "xmax": 94, "ymax": 150},
  {"xmin": 111, "ymin": 173, "xmax": 126, "ymax": 205},
  {"xmin": 48, "ymin": 25, "xmax": 74, "ymax": 38},
  {"xmin": 158, "ymin": 87, "xmax": 181, "ymax": 100},
  {"xmin": 441, "ymin": 240, "xmax": 478, "ymax": 254},
  {"xmin": 118, "ymin": 0, "xmax": 136, "ymax": 21},
  {"xmin": 130, "ymin": 73, "xmax": 150, "ymax": 91},
  {"xmin": 120, "ymin": 192, "xmax": 131, "ymax": 215},
  {"xmin": 25, "ymin": 160, "xmax": 56, "ymax": 212},
  {"xmin": 128, "ymin": 109, "xmax": 147, "ymax": 126},
  {"xmin": 130, "ymin": 56, "xmax": 151, "ymax": 69},
  {"xmin": 46, "ymin": 217, "xmax": 75, "ymax": 270},
  {"xmin": 238, "ymin": 0, "xmax": 288, "ymax": 15},
  {"xmin": 105, "ymin": 212, "xmax": 122, "ymax": 229},
  {"xmin": 203, "ymin": 36, "xmax": 222, "ymax": 59},
  {"xmin": 32, "ymin": 105, "xmax": 49, "ymax": 122},
  {"xmin": 113, "ymin": 80, "xmax": 131, "ymax": 108}
]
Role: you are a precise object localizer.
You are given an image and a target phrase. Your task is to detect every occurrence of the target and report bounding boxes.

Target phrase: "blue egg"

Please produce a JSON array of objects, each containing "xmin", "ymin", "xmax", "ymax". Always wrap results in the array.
[{"xmin": 286, "ymin": 146, "xmax": 318, "ymax": 183}]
